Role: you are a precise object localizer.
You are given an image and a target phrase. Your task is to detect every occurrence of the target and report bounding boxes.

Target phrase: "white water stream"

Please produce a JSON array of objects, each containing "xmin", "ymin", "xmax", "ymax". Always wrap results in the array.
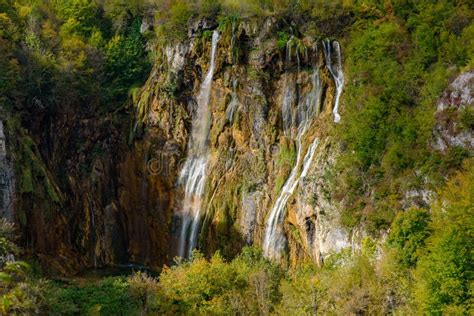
[
  {"xmin": 323, "ymin": 39, "xmax": 344, "ymax": 123},
  {"xmin": 177, "ymin": 31, "xmax": 220, "ymax": 258},
  {"xmin": 263, "ymin": 70, "xmax": 322, "ymax": 260}
]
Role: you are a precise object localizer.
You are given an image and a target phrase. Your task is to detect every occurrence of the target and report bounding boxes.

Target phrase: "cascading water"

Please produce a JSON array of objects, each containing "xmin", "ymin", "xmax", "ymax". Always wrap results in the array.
[
  {"xmin": 263, "ymin": 70, "xmax": 323, "ymax": 260},
  {"xmin": 0, "ymin": 120, "xmax": 14, "ymax": 222},
  {"xmin": 177, "ymin": 30, "xmax": 220, "ymax": 258},
  {"xmin": 323, "ymin": 39, "xmax": 344, "ymax": 123},
  {"xmin": 225, "ymin": 79, "xmax": 239, "ymax": 123}
]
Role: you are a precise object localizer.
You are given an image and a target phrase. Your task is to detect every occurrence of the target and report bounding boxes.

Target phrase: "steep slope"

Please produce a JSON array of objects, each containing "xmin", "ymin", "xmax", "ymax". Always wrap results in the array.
[
  {"xmin": 2, "ymin": 3, "xmax": 472, "ymax": 275},
  {"xmin": 130, "ymin": 17, "xmax": 352, "ymax": 268}
]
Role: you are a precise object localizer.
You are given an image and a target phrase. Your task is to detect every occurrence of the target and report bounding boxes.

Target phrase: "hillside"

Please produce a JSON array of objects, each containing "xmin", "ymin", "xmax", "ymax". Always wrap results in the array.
[{"xmin": 0, "ymin": 0, "xmax": 472, "ymax": 314}]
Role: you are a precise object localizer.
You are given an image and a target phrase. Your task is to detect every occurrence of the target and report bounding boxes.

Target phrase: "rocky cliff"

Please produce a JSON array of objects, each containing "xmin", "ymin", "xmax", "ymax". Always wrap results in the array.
[
  {"xmin": 117, "ymin": 17, "xmax": 351, "ymax": 269},
  {"xmin": 3, "ymin": 15, "xmax": 472, "ymax": 275}
]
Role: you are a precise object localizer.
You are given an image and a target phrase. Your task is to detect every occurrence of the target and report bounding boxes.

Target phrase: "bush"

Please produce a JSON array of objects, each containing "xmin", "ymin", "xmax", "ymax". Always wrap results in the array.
[
  {"xmin": 43, "ymin": 278, "xmax": 139, "ymax": 315},
  {"xmin": 0, "ymin": 219, "xmax": 18, "ymax": 260},
  {"xmin": 460, "ymin": 106, "xmax": 474, "ymax": 130},
  {"xmin": 387, "ymin": 208, "xmax": 431, "ymax": 268},
  {"xmin": 413, "ymin": 161, "xmax": 473, "ymax": 314},
  {"xmin": 155, "ymin": 247, "xmax": 283, "ymax": 314},
  {"xmin": 128, "ymin": 272, "xmax": 159, "ymax": 313},
  {"xmin": 155, "ymin": 0, "xmax": 192, "ymax": 43},
  {"xmin": 105, "ymin": 19, "xmax": 151, "ymax": 103}
]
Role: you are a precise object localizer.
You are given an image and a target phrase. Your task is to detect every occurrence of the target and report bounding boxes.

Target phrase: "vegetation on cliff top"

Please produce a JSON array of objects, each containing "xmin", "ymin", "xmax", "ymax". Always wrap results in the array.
[{"xmin": 0, "ymin": 0, "xmax": 151, "ymax": 115}]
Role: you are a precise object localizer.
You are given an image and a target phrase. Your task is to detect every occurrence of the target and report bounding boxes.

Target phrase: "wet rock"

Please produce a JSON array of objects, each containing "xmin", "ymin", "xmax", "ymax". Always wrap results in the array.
[
  {"xmin": 13, "ymin": 17, "xmax": 356, "ymax": 273},
  {"xmin": 0, "ymin": 120, "xmax": 15, "ymax": 222},
  {"xmin": 240, "ymin": 191, "xmax": 262, "ymax": 243},
  {"xmin": 188, "ymin": 18, "xmax": 217, "ymax": 37}
]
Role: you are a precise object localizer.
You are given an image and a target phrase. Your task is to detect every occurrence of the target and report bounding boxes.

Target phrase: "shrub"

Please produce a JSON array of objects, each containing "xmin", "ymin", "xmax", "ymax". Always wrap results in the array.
[
  {"xmin": 460, "ymin": 106, "xmax": 474, "ymax": 130},
  {"xmin": 43, "ymin": 278, "xmax": 139, "ymax": 315},
  {"xmin": 0, "ymin": 219, "xmax": 18, "ymax": 260},
  {"xmin": 128, "ymin": 272, "xmax": 159, "ymax": 313},
  {"xmin": 155, "ymin": 247, "xmax": 283, "ymax": 314},
  {"xmin": 155, "ymin": 0, "xmax": 192, "ymax": 43},
  {"xmin": 413, "ymin": 161, "xmax": 473, "ymax": 314},
  {"xmin": 387, "ymin": 208, "xmax": 431, "ymax": 268},
  {"xmin": 104, "ymin": 19, "xmax": 151, "ymax": 103}
]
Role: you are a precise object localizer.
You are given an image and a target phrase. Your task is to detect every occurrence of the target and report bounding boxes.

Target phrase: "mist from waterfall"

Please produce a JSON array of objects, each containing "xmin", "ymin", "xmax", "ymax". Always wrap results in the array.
[
  {"xmin": 263, "ymin": 70, "xmax": 322, "ymax": 260},
  {"xmin": 323, "ymin": 39, "xmax": 344, "ymax": 123},
  {"xmin": 177, "ymin": 31, "xmax": 220, "ymax": 258}
]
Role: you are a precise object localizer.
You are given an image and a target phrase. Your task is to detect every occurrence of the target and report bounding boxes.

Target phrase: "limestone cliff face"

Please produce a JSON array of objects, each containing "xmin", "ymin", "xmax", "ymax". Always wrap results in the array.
[
  {"xmin": 433, "ymin": 71, "xmax": 474, "ymax": 152},
  {"xmin": 15, "ymin": 16, "xmax": 474, "ymax": 275},
  {"xmin": 0, "ymin": 120, "xmax": 15, "ymax": 223},
  {"xmin": 132, "ymin": 17, "xmax": 352, "ymax": 267},
  {"xmin": 3, "ymin": 17, "xmax": 355, "ymax": 274},
  {"xmin": 10, "ymin": 106, "xmax": 130, "ymax": 274}
]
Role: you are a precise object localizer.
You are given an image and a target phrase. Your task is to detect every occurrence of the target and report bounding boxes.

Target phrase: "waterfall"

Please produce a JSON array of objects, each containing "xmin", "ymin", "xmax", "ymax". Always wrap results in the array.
[
  {"xmin": 177, "ymin": 30, "xmax": 220, "ymax": 258},
  {"xmin": 263, "ymin": 70, "xmax": 322, "ymax": 260},
  {"xmin": 0, "ymin": 120, "xmax": 14, "ymax": 222},
  {"xmin": 323, "ymin": 39, "xmax": 344, "ymax": 123},
  {"xmin": 225, "ymin": 79, "xmax": 239, "ymax": 123}
]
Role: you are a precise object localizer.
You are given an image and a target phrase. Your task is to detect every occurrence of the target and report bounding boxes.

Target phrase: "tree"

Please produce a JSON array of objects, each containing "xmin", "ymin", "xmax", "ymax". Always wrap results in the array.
[
  {"xmin": 155, "ymin": 247, "xmax": 282, "ymax": 314},
  {"xmin": 387, "ymin": 207, "xmax": 431, "ymax": 268},
  {"xmin": 104, "ymin": 19, "xmax": 150, "ymax": 102},
  {"xmin": 52, "ymin": 0, "xmax": 101, "ymax": 36},
  {"xmin": 413, "ymin": 160, "xmax": 473, "ymax": 314}
]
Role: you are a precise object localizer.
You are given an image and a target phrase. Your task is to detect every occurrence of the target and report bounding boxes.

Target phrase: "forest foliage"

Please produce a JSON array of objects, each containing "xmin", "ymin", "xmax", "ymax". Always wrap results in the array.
[
  {"xmin": 0, "ymin": 0, "xmax": 473, "ymax": 314},
  {"xmin": 0, "ymin": 0, "xmax": 151, "ymax": 114},
  {"xmin": 1, "ymin": 161, "xmax": 472, "ymax": 314}
]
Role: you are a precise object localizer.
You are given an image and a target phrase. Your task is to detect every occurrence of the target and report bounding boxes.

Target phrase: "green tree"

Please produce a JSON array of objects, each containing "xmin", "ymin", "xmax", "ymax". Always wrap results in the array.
[
  {"xmin": 156, "ymin": 247, "xmax": 282, "ymax": 314},
  {"xmin": 387, "ymin": 208, "xmax": 431, "ymax": 268},
  {"xmin": 104, "ymin": 19, "xmax": 150, "ymax": 103},
  {"xmin": 103, "ymin": 0, "xmax": 145, "ymax": 32},
  {"xmin": 413, "ymin": 161, "xmax": 474, "ymax": 314},
  {"xmin": 52, "ymin": 0, "xmax": 101, "ymax": 36}
]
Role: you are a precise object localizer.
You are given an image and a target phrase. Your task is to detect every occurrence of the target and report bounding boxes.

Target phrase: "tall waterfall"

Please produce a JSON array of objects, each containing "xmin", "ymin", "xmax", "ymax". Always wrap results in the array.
[
  {"xmin": 323, "ymin": 39, "xmax": 344, "ymax": 123},
  {"xmin": 0, "ymin": 120, "xmax": 14, "ymax": 222},
  {"xmin": 177, "ymin": 30, "xmax": 220, "ymax": 258},
  {"xmin": 263, "ymin": 70, "xmax": 322, "ymax": 260}
]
